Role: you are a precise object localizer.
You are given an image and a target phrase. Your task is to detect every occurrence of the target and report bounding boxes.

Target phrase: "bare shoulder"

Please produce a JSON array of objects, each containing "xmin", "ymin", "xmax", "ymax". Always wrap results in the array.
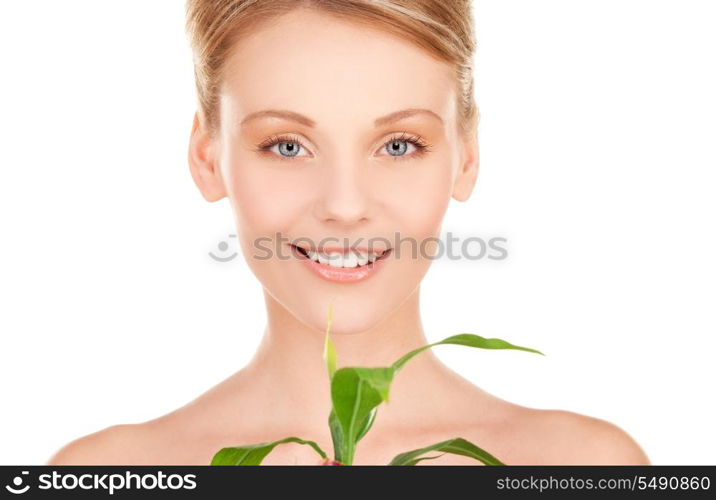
[
  {"xmin": 46, "ymin": 423, "xmax": 158, "ymax": 465},
  {"xmin": 46, "ymin": 411, "xmax": 226, "ymax": 465},
  {"xmin": 46, "ymin": 376, "xmax": 250, "ymax": 465},
  {"xmin": 508, "ymin": 407, "xmax": 651, "ymax": 465}
]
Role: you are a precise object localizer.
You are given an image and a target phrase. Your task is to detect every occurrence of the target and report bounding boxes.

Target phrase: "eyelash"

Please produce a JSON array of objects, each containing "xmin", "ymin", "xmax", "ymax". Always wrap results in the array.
[{"xmin": 256, "ymin": 132, "xmax": 433, "ymax": 162}]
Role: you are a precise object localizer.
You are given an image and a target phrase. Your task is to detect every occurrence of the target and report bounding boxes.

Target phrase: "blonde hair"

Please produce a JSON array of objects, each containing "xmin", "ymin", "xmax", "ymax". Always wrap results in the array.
[{"xmin": 185, "ymin": 0, "xmax": 478, "ymax": 138}]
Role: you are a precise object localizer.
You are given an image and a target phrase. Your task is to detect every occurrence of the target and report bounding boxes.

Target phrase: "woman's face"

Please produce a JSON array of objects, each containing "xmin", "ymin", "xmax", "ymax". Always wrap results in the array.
[{"xmin": 190, "ymin": 8, "xmax": 478, "ymax": 334}]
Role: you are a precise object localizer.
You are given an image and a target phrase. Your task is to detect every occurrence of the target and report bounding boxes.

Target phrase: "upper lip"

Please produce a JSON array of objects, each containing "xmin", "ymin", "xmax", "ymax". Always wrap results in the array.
[{"xmin": 291, "ymin": 243, "xmax": 390, "ymax": 256}]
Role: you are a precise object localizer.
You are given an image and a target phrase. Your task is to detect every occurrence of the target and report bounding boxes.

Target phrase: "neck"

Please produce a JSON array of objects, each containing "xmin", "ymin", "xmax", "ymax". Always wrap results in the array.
[{"xmin": 235, "ymin": 286, "xmax": 468, "ymax": 437}]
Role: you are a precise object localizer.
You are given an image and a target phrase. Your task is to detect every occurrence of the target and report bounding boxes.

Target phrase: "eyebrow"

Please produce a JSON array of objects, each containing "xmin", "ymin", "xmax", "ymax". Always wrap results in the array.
[{"xmin": 240, "ymin": 108, "xmax": 444, "ymax": 128}]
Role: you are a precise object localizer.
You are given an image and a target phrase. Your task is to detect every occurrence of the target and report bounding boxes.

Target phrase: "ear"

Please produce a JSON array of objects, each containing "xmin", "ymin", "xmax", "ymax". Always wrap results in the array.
[
  {"xmin": 188, "ymin": 111, "xmax": 227, "ymax": 202},
  {"xmin": 451, "ymin": 130, "xmax": 479, "ymax": 202}
]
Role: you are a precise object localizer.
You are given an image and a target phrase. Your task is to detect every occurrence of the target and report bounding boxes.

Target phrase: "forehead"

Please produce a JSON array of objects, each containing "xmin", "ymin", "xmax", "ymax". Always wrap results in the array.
[{"xmin": 220, "ymin": 8, "xmax": 457, "ymax": 131}]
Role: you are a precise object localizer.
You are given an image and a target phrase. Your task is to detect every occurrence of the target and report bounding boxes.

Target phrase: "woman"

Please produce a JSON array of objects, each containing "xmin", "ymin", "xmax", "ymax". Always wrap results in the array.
[{"xmin": 48, "ymin": 0, "xmax": 649, "ymax": 465}]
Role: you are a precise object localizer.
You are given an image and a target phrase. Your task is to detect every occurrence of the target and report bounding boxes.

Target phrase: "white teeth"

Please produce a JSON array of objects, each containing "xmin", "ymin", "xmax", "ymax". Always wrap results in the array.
[
  {"xmin": 326, "ymin": 253, "xmax": 343, "ymax": 267},
  {"xmin": 297, "ymin": 245, "xmax": 386, "ymax": 268},
  {"xmin": 356, "ymin": 252, "xmax": 369, "ymax": 266},
  {"xmin": 342, "ymin": 253, "xmax": 359, "ymax": 268}
]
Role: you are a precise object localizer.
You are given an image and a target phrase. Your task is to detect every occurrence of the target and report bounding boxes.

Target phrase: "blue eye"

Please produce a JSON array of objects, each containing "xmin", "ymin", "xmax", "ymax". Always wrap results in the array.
[
  {"xmin": 257, "ymin": 134, "xmax": 309, "ymax": 160},
  {"xmin": 276, "ymin": 141, "xmax": 301, "ymax": 157},
  {"xmin": 379, "ymin": 132, "xmax": 431, "ymax": 160},
  {"xmin": 386, "ymin": 140, "xmax": 408, "ymax": 156}
]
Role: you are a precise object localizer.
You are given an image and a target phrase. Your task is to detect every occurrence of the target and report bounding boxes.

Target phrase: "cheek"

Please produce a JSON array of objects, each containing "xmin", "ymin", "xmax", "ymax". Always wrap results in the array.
[
  {"xmin": 220, "ymin": 146, "xmax": 319, "ymax": 270},
  {"xmin": 382, "ymin": 160, "xmax": 453, "ymax": 239},
  {"xmin": 228, "ymin": 162, "xmax": 316, "ymax": 237}
]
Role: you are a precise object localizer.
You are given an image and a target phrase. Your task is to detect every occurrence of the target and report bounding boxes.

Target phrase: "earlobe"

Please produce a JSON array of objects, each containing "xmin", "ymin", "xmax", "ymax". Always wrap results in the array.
[
  {"xmin": 451, "ymin": 134, "xmax": 479, "ymax": 202},
  {"xmin": 188, "ymin": 112, "xmax": 227, "ymax": 202}
]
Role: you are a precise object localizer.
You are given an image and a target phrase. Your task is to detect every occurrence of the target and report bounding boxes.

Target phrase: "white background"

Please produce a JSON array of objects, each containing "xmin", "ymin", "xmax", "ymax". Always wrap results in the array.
[{"xmin": 1, "ymin": 0, "xmax": 714, "ymax": 465}]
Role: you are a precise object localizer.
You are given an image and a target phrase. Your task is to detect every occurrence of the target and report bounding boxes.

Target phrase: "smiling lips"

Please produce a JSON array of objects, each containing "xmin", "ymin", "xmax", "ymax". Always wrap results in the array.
[{"xmin": 289, "ymin": 243, "xmax": 392, "ymax": 283}]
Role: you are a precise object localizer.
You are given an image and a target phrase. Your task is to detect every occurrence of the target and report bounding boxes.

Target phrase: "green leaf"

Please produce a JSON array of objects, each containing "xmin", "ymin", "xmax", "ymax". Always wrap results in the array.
[
  {"xmin": 328, "ymin": 409, "xmax": 344, "ymax": 463},
  {"xmin": 392, "ymin": 333, "xmax": 544, "ymax": 372},
  {"xmin": 355, "ymin": 407, "xmax": 377, "ymax": 443},
  {"xmin": 388, "ymin": 437, "xmax": 504, "ymax": 466},
  {"xmin": 351, "ymin": 367, "xmax": 395, "ymax": 403},
  {"xmin": 211, "ymin": 437, "xmax": 327, "ymax": 465},
  {"xmin": 400, "ymin": 453, "xmax": 447, "ymax": 465},
  {"xmin": 330, "ymin": 368, "xmax": 385, "ymax": 464},
  {"xmin": 323, "ymin": 302, "xmax": 337, "ymax": 381},
  {"xmin": 328, "ymin": 376, "xmax": 379, "ymax": 463}
]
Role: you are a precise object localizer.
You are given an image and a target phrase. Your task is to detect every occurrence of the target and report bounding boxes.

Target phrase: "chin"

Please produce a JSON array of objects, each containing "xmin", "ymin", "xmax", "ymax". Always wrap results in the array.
[{"xmin": 292, "ymin": 293, "xmax": 405, "ymax": 336}]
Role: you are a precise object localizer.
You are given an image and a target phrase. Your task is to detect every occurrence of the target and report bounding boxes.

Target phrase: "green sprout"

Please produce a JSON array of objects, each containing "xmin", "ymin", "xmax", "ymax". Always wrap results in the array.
[{"xmin": 211, "ymin": 303, "xmax": 544, "ymax": 466}]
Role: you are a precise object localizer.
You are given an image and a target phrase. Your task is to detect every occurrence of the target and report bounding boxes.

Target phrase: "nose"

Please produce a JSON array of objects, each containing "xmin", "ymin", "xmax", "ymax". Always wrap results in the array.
[{"xmin": 314, "ymin": 163, "xmax": 372, "ymax": 226}]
